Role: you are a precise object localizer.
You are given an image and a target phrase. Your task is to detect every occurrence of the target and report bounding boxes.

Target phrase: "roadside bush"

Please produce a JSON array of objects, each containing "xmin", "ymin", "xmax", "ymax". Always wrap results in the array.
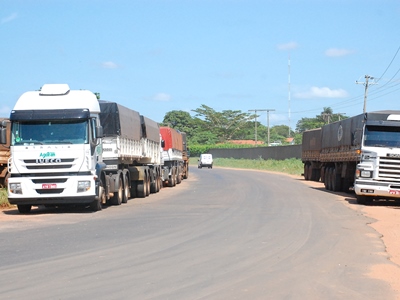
[{"xmin": 0, "ymin": 188, "xmax": 10, "ymax": 208}]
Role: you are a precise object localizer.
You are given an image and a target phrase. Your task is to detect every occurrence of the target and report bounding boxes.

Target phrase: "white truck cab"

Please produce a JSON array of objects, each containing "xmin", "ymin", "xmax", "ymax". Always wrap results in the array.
[
  {"xmin": 198, "ymin": 154, "xmax": 213, "ymax": 169},
  {"xmin": 1, "ymin": 84, "xmax": 106, "ymax": 213}
]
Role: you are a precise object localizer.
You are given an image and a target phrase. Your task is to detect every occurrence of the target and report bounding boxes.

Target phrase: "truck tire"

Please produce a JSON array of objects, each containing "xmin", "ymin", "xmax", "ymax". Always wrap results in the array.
[
  {"xmin": 110, "ymin": 182, "xmax": 123, "ymax": 205},
  {"xmin": 324, "ymin": 167, "xmax": 330, "ymax": 190},
  {"xmin": 137, "ymin": 174, "xmax": 148, "ymax": 198},
  {"xmin": 122, "ymin": 175, "xmax": 129, "ymax": 203},
  {"xmin": 90, "ymin": 199, "xmax": 102, "ymax": 212},
  {"xmin": 332, "ymin": 168, "xmax": 342, "ymax": 192},
  {"xmin": 150, "ymin": 174, "xmax": 157, "ymax": 193},
  {"xmin": 145, "ymin": 175, "xmax": 151, "ymax": 196},
  {"xmin": 176, "ymin": 170, "xmax": 182, "ymax": 184},
  {"xmin": 168, "ymin": 169, "xmax": 175, "ymax": 187},
  {"xmin": 304, "ymin": 164, "xmax": 310, "ymax": 180},
  {"xmin": 17, "ymin": 204, "xmax": 32, "ymax": 214},
  {"xmin": 137, "ymin": 181, "xmax": 145, "ymax": 198},
  {"xmin": 130, "ymin": 181, "xmax": 137, "ymax": 199}
]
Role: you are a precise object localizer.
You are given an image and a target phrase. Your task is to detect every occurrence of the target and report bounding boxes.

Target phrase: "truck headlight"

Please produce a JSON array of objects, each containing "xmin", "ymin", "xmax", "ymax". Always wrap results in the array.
[
  {"xmin": 77, "ymin": 181, "xmax": 91, "ymax": 193},
  {"xmin": 359, "ymin": 170, "xmax": 372, "ymax": 178},
  {"xmin": 9, "ymin": 183, "xmax": 22, "ymax": 194}
]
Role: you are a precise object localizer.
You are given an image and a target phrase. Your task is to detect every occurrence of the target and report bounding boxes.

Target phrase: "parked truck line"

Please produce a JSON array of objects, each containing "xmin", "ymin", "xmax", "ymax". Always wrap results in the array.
[{"xmin": 1, "ymin": 84, "xmax": 189, "ymax": 213}]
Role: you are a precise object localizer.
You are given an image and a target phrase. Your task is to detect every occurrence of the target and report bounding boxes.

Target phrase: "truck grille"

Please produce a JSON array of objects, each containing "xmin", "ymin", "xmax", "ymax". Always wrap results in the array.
[
  {"xmin": 378, "ymin": 156, "xmax": 400, "ymax": 180},
  {"xmin": 23, "ymin": 158, "xmax": 75, "ymax": 170}
]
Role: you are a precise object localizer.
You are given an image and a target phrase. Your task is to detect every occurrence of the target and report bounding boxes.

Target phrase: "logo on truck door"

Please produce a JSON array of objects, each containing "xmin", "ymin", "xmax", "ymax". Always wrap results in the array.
[{"xmin": 337, "ymin": 125, "xmax": 343, "ymax": 142}]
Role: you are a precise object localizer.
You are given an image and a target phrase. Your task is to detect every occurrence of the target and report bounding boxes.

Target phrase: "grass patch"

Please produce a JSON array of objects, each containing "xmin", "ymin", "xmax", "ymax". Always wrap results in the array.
[
  {"xmin": 190, "ymin": 157, "xmax": 303, "ymax": 176},
  {"xmin": 0, "ymin": 188, "xmax": 11, "ymax": 208}
]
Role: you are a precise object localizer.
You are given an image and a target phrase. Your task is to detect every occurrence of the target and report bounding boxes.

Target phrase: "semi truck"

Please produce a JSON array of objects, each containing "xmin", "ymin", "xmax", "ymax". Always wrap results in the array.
[
  {"xmin": 98, "ymin": 100, "xmax": 163, "ymax": 203},
  {"xmin": 160, "ymin": 126, "xmax": 184, "ymax": 187},
  {"xmin": 1, "ymin": 84, "xmax": 189, "ymax": 213},
  {"xmin": 2, "ymin": 84, "xmax": 106, "ymax": 213},
  {"xmin": 302, "ymin": 110, "xmax": 400, "ymax": 204}
]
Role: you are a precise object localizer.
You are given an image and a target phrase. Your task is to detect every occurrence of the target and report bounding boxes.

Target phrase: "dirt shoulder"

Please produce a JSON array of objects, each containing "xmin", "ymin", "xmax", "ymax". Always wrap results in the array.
[{"xmin": 297, "ymin": 175, "xmax": 400, "ymax": 298}]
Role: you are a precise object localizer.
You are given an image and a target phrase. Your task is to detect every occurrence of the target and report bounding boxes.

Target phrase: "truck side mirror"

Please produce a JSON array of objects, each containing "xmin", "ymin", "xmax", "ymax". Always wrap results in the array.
[
  {"xmin": 96, "ymin": 126, "xmax": 103, "ymax": 138},
  {"xmin": 0, "ymin": 127, "xmax": 6, "ymax": 145}
]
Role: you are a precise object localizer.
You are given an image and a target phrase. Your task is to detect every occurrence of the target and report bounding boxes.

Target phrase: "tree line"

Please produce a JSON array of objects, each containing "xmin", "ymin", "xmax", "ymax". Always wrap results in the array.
[{"xmin": 161, "ymin": 105, "xmax": 347, "ymax": 147}]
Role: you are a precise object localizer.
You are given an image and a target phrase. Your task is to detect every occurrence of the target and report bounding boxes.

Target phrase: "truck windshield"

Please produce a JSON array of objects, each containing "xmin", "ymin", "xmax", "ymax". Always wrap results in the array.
[
  {"xmin": 11, "ymin": 120, "xmax": 88, "ymax": 145},
  {"xmin": 364, "ymin": 125, "xmax": 400, "ymax": 147}
]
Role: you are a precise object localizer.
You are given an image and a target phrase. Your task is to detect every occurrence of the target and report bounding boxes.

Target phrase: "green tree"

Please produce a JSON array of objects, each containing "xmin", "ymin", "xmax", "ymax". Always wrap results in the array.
[
  {"xmin": 161, "ymin": 110, "xmax": 195, "ymax": 139},
  {"xmin": 192, "ymin": 104, "xmax": 253, "ymax": 142},
  {"xmin": 296, "ymin": 107, "xmax": 347, "ymax": 133}
]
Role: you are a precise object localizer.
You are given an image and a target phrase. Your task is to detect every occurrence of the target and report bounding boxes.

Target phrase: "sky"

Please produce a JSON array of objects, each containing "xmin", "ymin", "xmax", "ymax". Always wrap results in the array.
[{"xmin": 1, "ymin": 0, "xmax": 400, "ymax": 131}]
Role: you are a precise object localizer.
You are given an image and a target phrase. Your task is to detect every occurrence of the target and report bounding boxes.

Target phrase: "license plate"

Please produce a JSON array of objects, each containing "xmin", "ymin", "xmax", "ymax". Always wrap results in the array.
[
  {"xmin": 42, "ymin": 184, "xmax": 57, "ymax": 189},
  {"xmin": 389, "ymin": 190, "xmax": 400, "ymax": 195}
]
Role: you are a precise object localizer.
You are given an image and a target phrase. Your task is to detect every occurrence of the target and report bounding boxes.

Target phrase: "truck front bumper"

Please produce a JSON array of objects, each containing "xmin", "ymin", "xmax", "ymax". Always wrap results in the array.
[
  {"xmin": 354, "ymin": 179, "xmax": 400, "ymax": 198},
  {"xmin": 8, "ymin": 196, "xmax": 97, "ymax": 206}
]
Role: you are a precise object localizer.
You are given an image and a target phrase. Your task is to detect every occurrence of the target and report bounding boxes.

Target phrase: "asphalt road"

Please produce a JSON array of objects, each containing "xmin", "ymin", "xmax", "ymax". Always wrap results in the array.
[{"xmin": 0, "ymin": 167, "xmax": 395, "ymax": 299}]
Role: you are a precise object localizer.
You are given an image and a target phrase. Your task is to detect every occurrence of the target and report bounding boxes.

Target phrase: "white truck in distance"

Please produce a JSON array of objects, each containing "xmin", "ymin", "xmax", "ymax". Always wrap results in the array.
[{"xmin": 2, "ymin": 84, "xmax": 106, "ymax": 213}]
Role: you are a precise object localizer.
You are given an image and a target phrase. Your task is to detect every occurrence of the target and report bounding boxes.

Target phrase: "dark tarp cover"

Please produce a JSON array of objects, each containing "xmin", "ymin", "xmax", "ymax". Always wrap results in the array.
[
  {"xmin": 99, "ymin": 100, "xmax": 141, "ymax": 140},
  {"xmin": 140, "ymin": 115, "xmax": 160, "ymax": 143}
]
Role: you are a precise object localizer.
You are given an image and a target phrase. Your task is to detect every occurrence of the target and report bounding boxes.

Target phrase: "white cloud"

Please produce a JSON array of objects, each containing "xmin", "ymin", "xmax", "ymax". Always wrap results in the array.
[
  {"xmin": 294, "ymin": 86, "xmax": 349, "ymax": 99},
  {"xmin": 277, "ymin": 42, "xmax": 299, "ymax": 51},
  {"xmin": 101, "ymin": 61, "xmax": 119, "ymax": 69},
  {"xmin": 325, "ymin": 48, "xmax": 355, "ymax": 57},
  {"xmin": 152, "ymin": 93, "xmax": 171, "ymax": 102},
  {"xmin": 1, "ymin": 13, "xmax": 17, "ymax": 24}
]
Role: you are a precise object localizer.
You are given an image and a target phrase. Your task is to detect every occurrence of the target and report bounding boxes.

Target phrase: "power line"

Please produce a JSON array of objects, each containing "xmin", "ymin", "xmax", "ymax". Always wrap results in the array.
[{"xmin": 376, "ymin": 45, "xmax": 400, "ymax": 83}]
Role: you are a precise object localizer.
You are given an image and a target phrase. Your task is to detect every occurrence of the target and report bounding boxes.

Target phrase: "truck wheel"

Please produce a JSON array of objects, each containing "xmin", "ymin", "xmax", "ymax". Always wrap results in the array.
[
  {"xmin": 122, "ymin": 175, "xmax": 129, "ymax": 203},
  {"xmin": 145, "ymin": 175, "xmax": 151, "ymax": 196},
  {"xmin": 90, "ymin": 180, "xmax": 104, "ymax": 212},
  {"xmin": 326, "ymin": 167, "xmax": 333, "ymax": 191},
  {"xmin": 176, "ymin": 170, "xmax": 182, "ymax": 184},
  {"xmin": 130, "ymin": 181, "xmax": 137, "ymax": 199},
  {"xmin": 168, "ymin": 169, "xmax": 175, "ymax": 187},
  {"xmin": 90, "ymin": 199, "xmax": 102, "ymax": 212},
  {"xmin": 155, "ymin": 175, "xmax": 161, "ymax": 193},
  {"xmin": 111, "ymin": 182, "xmax": 123, "ymax": 205},
  {"xmin": 17, "ymin": 204, "xmax": 32, "ymax": 214},
  {"xmin": 137, "ymin": 175, "xmax": 148, "ymax": 198},
  {"xmin": 150, "ymin": 174, "xmax": 157, "ymax": 193},
  {"xmin": 304, "ymin": 164, "xmax": 310, "ymax": 180},
  {"xmin": 332, "ymin": 168, "xmax": 342, "ymax": 191}
]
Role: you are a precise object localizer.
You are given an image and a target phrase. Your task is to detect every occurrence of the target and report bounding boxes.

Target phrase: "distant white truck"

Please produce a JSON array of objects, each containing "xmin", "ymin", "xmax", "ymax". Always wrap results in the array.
[{"xmin": 198, "ymin": 154, "xmax": 213, "ymax": 169}]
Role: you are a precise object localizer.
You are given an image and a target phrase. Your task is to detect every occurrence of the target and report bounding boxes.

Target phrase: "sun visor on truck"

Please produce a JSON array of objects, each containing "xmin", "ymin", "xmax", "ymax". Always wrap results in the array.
[
  {"xmin": 10, "ymin": 109, "xmax": 90, "ymax": 121},
  {"xmin": 99, "ymin": 101, "xmax": 141, "ymax": 140}
]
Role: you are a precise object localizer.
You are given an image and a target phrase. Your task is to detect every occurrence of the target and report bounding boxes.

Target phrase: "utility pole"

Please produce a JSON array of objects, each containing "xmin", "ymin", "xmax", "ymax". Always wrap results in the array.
[
  {"xmin": 266, "ymin": 109, "xmax": 276, "ymax": 146},
  {"xmin": 321, "ymin": 113, "xmax": 332, "ymax": 124},
  {"xmin": 337, "ymin": 113, "xmax": 346, "ymax": 121},
  {"xmin": 356, "ymin": 75, "xmax": 376, "ymax": 113},
  {"xmin": 248, "ymin": 109, "xmax": 273, "ymax": 146}
]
